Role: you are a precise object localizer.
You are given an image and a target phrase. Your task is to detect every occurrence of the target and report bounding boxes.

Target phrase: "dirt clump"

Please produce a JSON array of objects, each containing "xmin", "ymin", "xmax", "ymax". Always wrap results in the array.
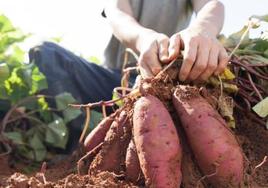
[{"xmin": 2, "ymin": 171, "xmax": 137, "ymax": 188}]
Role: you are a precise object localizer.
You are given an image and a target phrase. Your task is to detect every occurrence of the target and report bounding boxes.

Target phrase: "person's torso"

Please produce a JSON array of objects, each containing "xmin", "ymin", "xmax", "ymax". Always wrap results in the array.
[{"xmin": 103, "ymin": 0, "xmax": 193, "ymax": 70}]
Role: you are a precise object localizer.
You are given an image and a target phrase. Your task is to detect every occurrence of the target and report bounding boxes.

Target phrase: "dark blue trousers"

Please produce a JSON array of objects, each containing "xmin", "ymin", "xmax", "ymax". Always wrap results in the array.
[
  {"xmin": 29, "ymin": 42, "xmax": 125, "ymax": 105},
  {"xmin": 29, "ymin": 42, "xmax": 134, "ymax": 152}
]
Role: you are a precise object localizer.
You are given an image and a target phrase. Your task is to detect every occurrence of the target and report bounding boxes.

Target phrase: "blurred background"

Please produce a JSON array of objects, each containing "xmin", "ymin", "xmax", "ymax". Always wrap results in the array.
[{"xmin": 1, "ymin": 0, "xmax": 268, "ymax": 61}]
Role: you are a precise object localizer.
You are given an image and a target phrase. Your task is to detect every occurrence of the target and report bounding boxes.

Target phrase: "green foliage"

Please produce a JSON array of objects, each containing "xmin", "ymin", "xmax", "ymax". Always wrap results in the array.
[
  {"xmin": 253, "ymin": 97, "xmax": 268, "ymax": 118},
  {"xmin": 219, "ymin": 26, "xmax": 250, "ymax": 48},
  {"xmin": 0, "ymin": 14, "xmax": 82, "ymax": 162},
  {"xmin": 89, "ymin": 110, "xmax": 103, "ymax": 130},
  {"xmin": 112, "ymin": 91, "xmax": 124, "ymax": 107}
]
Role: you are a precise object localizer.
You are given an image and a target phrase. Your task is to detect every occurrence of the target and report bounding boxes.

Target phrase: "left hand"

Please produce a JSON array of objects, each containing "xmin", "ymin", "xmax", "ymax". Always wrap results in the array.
[{"xmin": 168, "ymin": 27, "xmax": 229, "ymax": 82}]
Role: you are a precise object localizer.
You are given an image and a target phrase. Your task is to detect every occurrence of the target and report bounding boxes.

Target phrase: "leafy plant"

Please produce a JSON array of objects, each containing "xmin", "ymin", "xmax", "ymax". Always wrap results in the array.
[
  {"xmin": 0, "ymin": 14, "xmax": 86, "ymax": 162},
  {"xmin": 219, "ymin": 16, "xmax": 268, "ymax": 128}
]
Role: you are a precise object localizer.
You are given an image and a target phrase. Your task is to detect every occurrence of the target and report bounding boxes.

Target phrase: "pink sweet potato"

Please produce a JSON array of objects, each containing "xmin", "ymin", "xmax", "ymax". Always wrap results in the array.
[
  {"xmin": 125, "ymin": 139, "xmax": 142, "ymax": 183},
  {"xmin": 133, "ymin": 95, "xmax": 182, "ymax": 188},
  {"xmin": 84, "ymin": 113, "xmax": 115, "ymax": 152},
  {"xmin": 172, "ymin": 86, "xmax": 244, "ymax": 187},
  {"xmin": 89, "ymin": 110, "xmax": 132, "ymax": 174}
]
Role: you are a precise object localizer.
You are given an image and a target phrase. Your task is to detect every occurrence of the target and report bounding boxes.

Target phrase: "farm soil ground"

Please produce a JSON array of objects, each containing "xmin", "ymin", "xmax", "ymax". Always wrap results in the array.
[{"xmin": 0, "ymin": 110, "xmax": 267, "ymax": 188}]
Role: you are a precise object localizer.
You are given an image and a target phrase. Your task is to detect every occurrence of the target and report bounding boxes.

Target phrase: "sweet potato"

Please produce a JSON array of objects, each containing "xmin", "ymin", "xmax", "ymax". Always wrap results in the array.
[
  {"xmin": 133, "ymin": 95, "xmax": 182, "ymax": 188},
  {"xmin": 89, "ymin": 110, "xmax": 132, "ymax": 174},
  {"xmin": 125, "ymin": 139, "xmax": 142, "ymax": 183},
  {"xmin": 172, "ymin": 86, "xmax": 244, "ymax": 187},
  {"xmin": 84, "ymin": 114, "xmax": 115, "ymax": 152}
]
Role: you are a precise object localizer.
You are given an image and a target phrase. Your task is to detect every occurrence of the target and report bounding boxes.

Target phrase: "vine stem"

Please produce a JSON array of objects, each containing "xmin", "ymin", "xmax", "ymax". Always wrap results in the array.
[
  {"xmin": 155, "ymin": 58, "xmax": 182, "ymax": 79},
  {"xmin": 79, "ymin": 107, "xmax": 91, "ymax": 143},
  {"xmin": 0, "ymin": 95, "xmax": 53, "ymax": 133},
  {"xmin": 69, "ymin": 89, "xmax": 140, "ymax": 109},
  {"xmin": 246, "ymin": 72, "xmax": 263, "ymax": 100},
  {"xmin": 231, "ymin": 60, "xmax": 268, "ymax": 80},
  {"xmin": 77, "ymin": 142, "xmax": 103, "ymax": 175},
  {"xmin": 228, "ymin": 22, "xmax": 251, "ymax": 59},
  {"xmin": 254, "ymin": 156, "xmax": 267, "ymax": 171}
]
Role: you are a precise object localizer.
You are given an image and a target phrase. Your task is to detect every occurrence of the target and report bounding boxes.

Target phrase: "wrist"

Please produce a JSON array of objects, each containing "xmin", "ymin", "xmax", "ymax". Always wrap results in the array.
[
  {"xmin": 189, "ymin": 21, "xmax": 218, "ymax": 37},
  {"xmin": 135, "ymin": 28, "xmax": 157, "ymax": 52}
]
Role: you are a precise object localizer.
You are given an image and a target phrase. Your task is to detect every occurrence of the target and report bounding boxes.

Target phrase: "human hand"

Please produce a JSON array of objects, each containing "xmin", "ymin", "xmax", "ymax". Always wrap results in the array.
[
  {"xmin": 169, "ymin": 27, "xmax": 229, "ymax": 82},
  {"xmin": 136, "ymin": 30, "xmax": 172, "ymax": 78}
]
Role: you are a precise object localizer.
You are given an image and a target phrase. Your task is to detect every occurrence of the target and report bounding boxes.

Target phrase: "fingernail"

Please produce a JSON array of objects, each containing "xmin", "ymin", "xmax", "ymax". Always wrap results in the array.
[{"xmin": 161, "ymin": 55, "xmax": 168, "ymax": 61}]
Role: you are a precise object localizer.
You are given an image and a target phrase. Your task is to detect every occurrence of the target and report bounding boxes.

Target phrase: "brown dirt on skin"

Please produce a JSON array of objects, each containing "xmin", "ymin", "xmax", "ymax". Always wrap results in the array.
[{"xmin": 89, "ymin": 111, "xmax": 132, "ymax": 175}]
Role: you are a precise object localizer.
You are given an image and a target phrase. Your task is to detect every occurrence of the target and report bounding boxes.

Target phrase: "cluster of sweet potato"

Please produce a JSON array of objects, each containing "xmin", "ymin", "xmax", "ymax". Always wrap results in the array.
[{"xmin": 83, "ymin": 83, "xmax": 244, "ymax": 188}]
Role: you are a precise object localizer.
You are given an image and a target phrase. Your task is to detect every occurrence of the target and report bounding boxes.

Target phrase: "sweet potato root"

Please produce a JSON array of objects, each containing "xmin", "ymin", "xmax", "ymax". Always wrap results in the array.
[
  {"xmin": 89, "ymin": 110, "xmax": 132, "ymax": 174},
  {"xmin": 133, "ymin": 95, "xmax": 182, "ymax": 188},
  {"xmin": 84, "ymin": 114, "xmax": 115, "ymax": 152},
  {"xmin": 172, "ymin": 86, "xmax": 244, "ymax": 187},
  {"xmin": 125, "ymin": 139, "xmax": 142, "ymax": 183}
]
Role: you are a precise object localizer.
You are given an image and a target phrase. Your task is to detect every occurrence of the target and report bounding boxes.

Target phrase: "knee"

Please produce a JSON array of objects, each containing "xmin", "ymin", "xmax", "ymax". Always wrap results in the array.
[{"xmin": 29, "ymin": 41, "xmax": 59, "ymax": 59}]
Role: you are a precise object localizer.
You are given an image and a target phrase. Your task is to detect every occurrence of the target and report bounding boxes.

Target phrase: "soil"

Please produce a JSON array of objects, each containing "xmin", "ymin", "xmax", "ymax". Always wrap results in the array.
[{"xmin": 1, "ymin": 107, "xmax": 267, "ymax": 188}]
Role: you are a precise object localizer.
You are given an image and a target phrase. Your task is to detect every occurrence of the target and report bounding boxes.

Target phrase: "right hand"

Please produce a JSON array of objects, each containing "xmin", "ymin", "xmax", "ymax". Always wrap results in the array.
[{"xmin": 136, "ymin": 30, "xmax": 175, "ymax": 78}]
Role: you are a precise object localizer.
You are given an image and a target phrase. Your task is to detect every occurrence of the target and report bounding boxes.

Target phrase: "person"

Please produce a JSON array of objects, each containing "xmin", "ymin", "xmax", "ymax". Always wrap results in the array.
[{"xmin": 29, "ymin": 0, "xmax": 228, "ymax": 151}]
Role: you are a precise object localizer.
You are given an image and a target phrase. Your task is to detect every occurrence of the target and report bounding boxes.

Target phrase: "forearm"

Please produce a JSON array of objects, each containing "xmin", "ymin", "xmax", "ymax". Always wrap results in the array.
[
  {"xmin": 105, "ymin": 0, "xmax": 152, "ymax": 52},
  {"xmin": 190, "ymin": 0, "xmax": 224, "ymax": 37}
]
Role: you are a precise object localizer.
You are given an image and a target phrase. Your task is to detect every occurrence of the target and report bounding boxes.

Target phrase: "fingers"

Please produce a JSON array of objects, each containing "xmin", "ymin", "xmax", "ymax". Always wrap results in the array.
[
  {"xmin": 139, "ymin": 46, "xmax": 162, "ymax": 78},
  {"xmin": 138, "ymin": 59, "xmax": 154, "ymax": 78},
  {"xmin": 179, "ymin": 30, "xmax": 229, "ymax": 82},
  {"xmin": 158, "ymin": 35, "xmax": 170, "ymax": 63},
  {"xmin": 179, "ymin": 38, "xmax": 198, "ymax": 81},
  {"xmin": 199, "ymin": 44, "xmax": 219, "ymax": 81},
  {"xmin": 168, "ymin": 33, "xmax": 181, "ymax": 61},
  {"xmin": 138, "ymin": 33, "xmax": 172, "ymax": 78},
  {"xmin": 188, "ymin": 40, "xmax": 210, "ymax": 80},
  {"xmin": 214, "ymin": 47, "xmax": 229, "ymax": 75}
]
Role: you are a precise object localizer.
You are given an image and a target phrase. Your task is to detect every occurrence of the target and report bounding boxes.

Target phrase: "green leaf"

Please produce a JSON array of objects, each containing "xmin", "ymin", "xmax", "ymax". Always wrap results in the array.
[
  {"xmin": 37, "ymin": 97, "xmax": 48, "ymax": 110},
  {"xmin": 4, "ymin": 131, "xmax": 24, "ymax": 145},
  {"xmin": 246, "ymin": 39, "xmax": 268, "ymax": 53},
  {"xmin": 0, "ymin": 85, "xmax": 8, "ymax": 99},
  {"xmin": 252, "ymin": 97, "xmax": 268, "ymax": 118},
  {"xmin": 45, "ymin": 116, "xmax": 68, "ymax": 149},
  {"xmin": 220, "ymin": 26, "xmax": 250, "ymax": 48},
  {"xmin": 29, "ymin": 133, "xmax": 46, "ymax": 161},
  {"xmin": 264, "ymin": 49, "xmax": 268, "ymax": 58},
  {"xmin": 0, "ymin": 14, "xmax": 14, "ymax": 33},
  {"xmin": 55, "ymin": 92, "xmax": 76, "ymax": 110},
  {"xmin": 251, "ymin": 14, "xmax": 268, "ymax": 22},
  {"xmin": 63, "ymin": 107, "xmax": 81, "ymax": 123},
  {"xmin": 112, "ymin": 91, "xmax": 124, "ymax": 107},
  {"xmin": 0, "ymin": 63, "xmax": 10, "ymax": 83},
  {"xmin": 89, "ymin": 110, "xmax": 103, "ymax": 130},
  {"xmin": 29, "ymin": 65, "xmax": 47, "ymax": 94},
  {"xmin": 5, "ymin": 46, "xmax": 25, "ymax": 66},
  {"xmin": 0, "ymin": 30, "xmax": 27, "ymax": 54},
  {"xmin": 17, "ymin": 145, "xmax": 34, "ymax": 161},
  {"xmin": 19, "ymin": 64, "xmax": 47, "ymax": 95},
  {"xmin": 4, "ymin": 68, "xmax": 29, "ymax": 103}
]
